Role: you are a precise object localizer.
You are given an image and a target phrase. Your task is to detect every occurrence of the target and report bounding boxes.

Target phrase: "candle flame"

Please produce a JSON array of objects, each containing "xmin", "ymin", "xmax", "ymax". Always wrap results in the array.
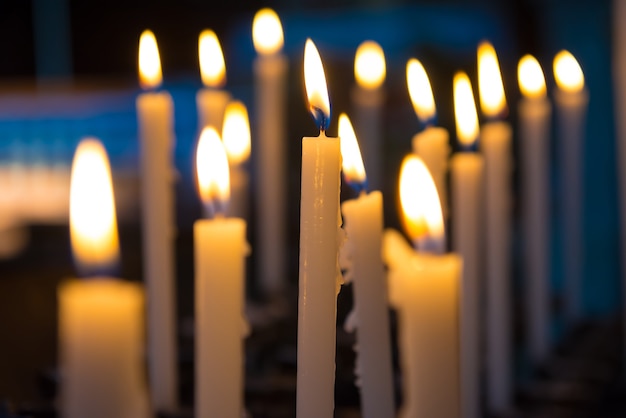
[
  {"xmin": 453, "ymin": 71, "xmax": 480, "ymax": 147},
  {"xmin": 406, "ymin": 58, "xmax": 436, "ymax": 124},
  {"xmin": 69, "ymin": 138, "xmax": 120, "ymax": 274},
  {"xmin": 518, "ymin": 54, "xmax": 547, "ymax": 99},
  {"xmin": 253, "ymin": 8, "xmax": 284, "ymax": 55},
  {"xmin": 304, "ymin": 39, "xmax": 331, "ymax": 131},
  {"xmin": 199, "ymin": 30, "xmax": 226, "ymax": 88},
  {"xmin": 196, "ymin": 127, "xmax": 230, "ymax": 217},
  {"xmin": 354, "ymin": 41, "xmax": 386, "ymax": 90},
  {"xmin": 553, "ymin": 50, "xmax": 584, "ymax": 93},
  {"xmin": 222, "ymin": 100, "xmax": 251, "ymax": 165},
  {"xmin": 338, "ymin": 113, "xmax": 367, "ymax": 190},
  {"xmin": 138, "ymin": 30, "xmax": 162, "ymax": 90},
  {"xmin": 478, "ymin": 41, "xmax": 507, "ymax": 117}
]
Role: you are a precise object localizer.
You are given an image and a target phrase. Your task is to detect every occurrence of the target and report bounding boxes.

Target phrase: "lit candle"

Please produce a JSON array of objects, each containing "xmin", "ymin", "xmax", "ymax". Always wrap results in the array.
[
  {"xmin": 407, "ymin": 58, "xmax": 450, "ymax": 217},
  {"xmin": 553, "ymin": 50, "xmax": 588, "ymax": 323},
  {"xmin": 136, "ymin": 29, "xmax": 177, "ymax": 412},
  {"xmin": 518, "ymin": 55, "xmax": 551, "ymax": 367},
  {"xmin": 351, "ymin": 41, "xmax": 386, "ymax": 190},
  {"xmin": 60, "ymin": 138, "xmax": 149, "ymax": 418},
  {"xmin": 450, "ymin": 71, "xmax": 483, "ymax": 418},
  {"xmin": 339, "ymin": 114, "xmax": 395, "ymax": 418},
  {"xmin": 297, "ymin": 39, "xmax": 343, "ymax": 418},
  {"xmin": 252, "ymin": 8, "xmax": 288, "ymax": 296},
  {"xmin": 383, "ymin": 155, "xmax": 461, "ymax": 418},
  {"xmin": 197, "ymin": 30, "xmax": 230, "ymax": 131},
  {"xmin": 194, "ymin": 127, "xmax": 248, "ymax": 418},
  {"xmin": 222, "ymin": 100, "xmax": 251, "ymax": 219}
]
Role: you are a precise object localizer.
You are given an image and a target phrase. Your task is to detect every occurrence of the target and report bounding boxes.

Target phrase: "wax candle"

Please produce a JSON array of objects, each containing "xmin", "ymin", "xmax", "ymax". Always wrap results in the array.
[
  {"xmin": 136, "ymin": 30, "xmax": 177, "ymax": 411},
  {"xmin": 407, "ymin": 58, "xmax": 450, "ymax": 217},
  {"xmin": 297, "ymin": 39, "xmax": 343, "ymax": 418},
  {"xmin": 60, "ymin": 138, "xmax": 149, "ymax": 418},
  {"xmin": 518, "ymin": 55, "xmax": 551, "ymax": 367},
  {"xmin": 222, "ymin": 100, "xmax": 251, "ymax": 219},
  {"xmin": 252, "ymin": 8, "xmax": 288, "ymax": 296},
  {"xmin": 351, "ymin": 41, "xmax": 386, "ymax": 190},
  {"xmin": 194, "ymin": 127, "xmax": 248, "ymax": 418},
  {"xmin": 553, "ymin": 50, "xmax": 588, "ymax": 323},
  {"xmin": 450, "ymin": 71, "xmax": 483, "ymax": 418},
  {"xmin": 339, "ymin": 114, "xmax": 395, "ymax": 418},
  {"xmin": 383, "ymin": 155, "xmax": 461, "ymax": 418},
  {"xmin": 197, "ymin": 30, "xmax": 230, "ymax": 130}
]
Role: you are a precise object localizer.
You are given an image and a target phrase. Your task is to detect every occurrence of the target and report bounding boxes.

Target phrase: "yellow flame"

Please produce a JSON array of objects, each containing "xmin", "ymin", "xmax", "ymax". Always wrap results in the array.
[
  {"xmin": 304, "ymin": 39, "xmax": 331, "ymax": 124},
  {"xmin": 253, "ymin": 8, "xmax": 284, "ymax": 55},
  {"xmin": 406, "ymin": 58, "xmax": 436, "ymax": 123},
  {"xmin": 478, "ymin": 41, "xmax": 507, "ymax": 117},
  {"xmin": 453, "ymin": 71, "xmax": 480, "ymax": 147},
  {"xmin": 354, "ymin": 41, "xmax": 386, "ymax": 90},
  {"xmin": 399, "ymin": 154, "xmax": 444, "ymax": 242},
  {"xmin": 518, "ymin": 54, "xmax": 547, "ymax": 99},
  {"xmin": 338, "ymin": 113, "xmax": 366, "ymax": 185},
  {"xmin": 199, "ymin": 30, "xmax": 226, "ymax": 88},
  {"xmin": 138, "ymin": 30, "xmax": 162, "ymax": 90},
  {"xmin": 553, "ymin": 50, "xmax": 585, "ymax": 93},
  {"xmin": 222, "ymin": 101, "xmax": 251, "ymax": 165},
  {"xmin": 196, "ymin": 127, "xmax": 230, "ymax": 206},
  {"xmin": 69, "ymin": 138, "xmax": 119, "ymax": 271}
]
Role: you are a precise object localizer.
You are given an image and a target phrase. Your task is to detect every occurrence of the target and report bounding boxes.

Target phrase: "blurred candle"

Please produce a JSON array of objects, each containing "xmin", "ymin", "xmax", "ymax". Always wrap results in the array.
[
  {"xmin": 252, "ymin": 8, "xmax": 288, "ymax": 295},
  {"xmin": 553, "ymin": 50, "xmax": 588, "ymax": 322},
  {"xmin": 197, "ymin": 30, "xmax": 230, "ymax": 130},
  {"xmin": 222, "ymin": 100, "xmax": 251, "ymax": 219},
  {"xmin": 297, "ymin": 39, "xmax": 342, "ymax": 418},
  {"xmin": 136, "ymin": 30, "xmax": 177, "ymax": 412}
]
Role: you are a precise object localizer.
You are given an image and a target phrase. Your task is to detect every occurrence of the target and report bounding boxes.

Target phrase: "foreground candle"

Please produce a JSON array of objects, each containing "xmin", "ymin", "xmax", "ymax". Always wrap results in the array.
[
  {"xmin": 197, "ymin": 30, "xmax": 230, "ymax": 130},
  {"xmin": 136, "ymin": 30, "xmax": 177, "ymax": 411},
  {"xmin": 194, "ymin": 127, "xmax": 248, "ymax": 418},
  {"xmin": 222, "ymin": 100, "xmax": 251, "ymax": 219},
  {"xmin": 297, "ymin": 39, "xmax": 342, "ymax": 418},
  {"xmin": 339, "ymin": 114, "xmax": 394, "ymax": 418}
]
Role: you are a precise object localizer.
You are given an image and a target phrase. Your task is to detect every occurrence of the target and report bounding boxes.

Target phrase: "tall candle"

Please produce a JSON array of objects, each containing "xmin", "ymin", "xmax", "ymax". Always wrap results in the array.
[
  {"xmin": 553, "ymin": 50, "xmax": 588, "ymax": 323},
  {"xmin": 136, "ymin": 30, "xmax": 177, "ymax": 411},
  {"xmin": 197, "ymin": 30, "xmax": 230, "ymax": 131},
  {"xmin": 297, "ymin": 39, "xmax": 342, "ymax": 418},
  {"xmin": 339, "ymin": 114, "xmax": 395, "ymax": 418},
  {"xmin": 252, "ymin": 8, "xmax": 288, "ymax": 295},
  {"xmin": 222, "ymin": 100, "xmax": 251, "ymax": 219}
]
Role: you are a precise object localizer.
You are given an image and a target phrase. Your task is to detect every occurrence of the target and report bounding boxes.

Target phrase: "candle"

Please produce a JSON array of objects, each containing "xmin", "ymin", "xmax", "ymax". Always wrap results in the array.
[
  {"xmin": 518, "ymin": 55, "xmax": 551, "ymax": 366},
  {"xmin": 351, "ymin": 41, "xmax": 386, "ymax": 190},
  {"xmin": 297, "ymin": 39, "xmax": 343, "ymax": 418},
  {"xmin": 383, "ymin": 155, "xmax": 461, "ymax": 418},
  {"xmin": 553, "ymin": 50, "xmax": 588, "ymax": 323},
  {"xmin": 136, "ymin": 30, "xmax": 177, "ymax": 411},
  {"xmin": 450, "ymin": 71, "xmax": 483, "ymax": 418},
  {"xmin": 339, "ymin": 114, "xmax": 395, "ymax": 418},
  {"xmin": 60, "ymin": 138, "xmax": 149, "ymax": 418},
  {"xmin": 252, "ymin": 8, "xmax": 288, "ymax": 295},
  {"xmin": 193, "ymin": 127, "xmax": 248, "ymax": 418},
  {"xmin": 222, "ymin": 100, "xmax": 251, "ymax": 219},
  {"xmin": 407, "ymin": 58, "xmax": 450, "ymax": 217},
  {"xmin": 197, "ymin": 30, "xmax": 230, "ymax": 130}
]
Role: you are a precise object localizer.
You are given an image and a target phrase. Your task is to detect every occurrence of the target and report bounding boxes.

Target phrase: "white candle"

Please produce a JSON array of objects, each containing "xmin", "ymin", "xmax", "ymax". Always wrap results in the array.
[
  {"xmin": 197, "ymin": 30, "xmax": 231, "ymax": 130},
  {"xmin": 339, "ymin": 114, "xmax": 395, "ymax": 418},
  {"xmin": 297, "ymin": 39, "xmax": 343, "ymax": 418},
  {"xmin": 553, "ymin": 50, "xmax": 588, "ymax": 322},
  {"xmin": 194, "ymin": 127, "xmax": 248, "ymax": 418},
  {"xmin": 136, "ymin": 30, "xmax": 177, "ymax": 411},
  {"xmin": 518, "ymin": 55, "xmax": 552, "ymax": 366},
  {"xmin": 351, "ymin": 41, "xmax": 386, "ymax": 190},
  {"xmin": 253, "ymin": 8, "xmax": 288, "ymax": 296},
  {"xmin": 222, "ymin": 100, "xmax": 251, "ymax": 219}
]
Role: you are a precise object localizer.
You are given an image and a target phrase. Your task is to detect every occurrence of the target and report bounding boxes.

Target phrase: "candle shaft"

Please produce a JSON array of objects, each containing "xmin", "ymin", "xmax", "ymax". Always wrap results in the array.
[
  {"xmin": 351, "ymin": 86, "xmax": 384, "ymax": 190},
  {"xmin": 197, "ymin": 88, "xmax": 231, "ymax": 131},
  {"xmin": 412, "ymin": 127, "xmax": 450, "ymax": 218},
  {"xmin": 227, "ymin": 165, "xmax": 249, "ymax": 219}
]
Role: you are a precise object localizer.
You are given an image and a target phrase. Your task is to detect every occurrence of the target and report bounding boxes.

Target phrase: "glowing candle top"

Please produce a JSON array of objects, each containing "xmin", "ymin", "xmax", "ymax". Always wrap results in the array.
[
  {"xmin": 304, "ymin": 39, "xmax": 331, "ymax": 131},
  {"xmin": 196, "ymin": 127, "xmax": 230, "ymax": 217},
  {"xmin": 199, "ymin": 30, "xmax": 226, "ymax": 88},
  {"xmin": 453, "ymin": 71, "xmax": 480, "ymax": 149},
  {"xmin": 138, "ymin": 30, "xmax": 162, "ymax": 90},
  {"xmin": 253, "ymin": 8, "xmax": 284, "ymax": 55},
  {"xmin": 354, "ymin": 41, "xmax": 386, "ymax": 90},
  {"xmin": 553, "ymin": 50, "xmax": 585, "ymax": 93},
  {"xmin": 222, "ymin": 101, "xmax": 251, "ymax": 165},
  {"xmin": 407, "ymin": 58, "xmax": 436, "ymax": 125},
  {"xmin": 339, "ymin": 113, "xmax": 367, "ymax": 192},
  {"xmin": 518, "ymin": 55, "xmax": 547, "ymax": 99},
  {"xmin": 477, "ymin": 41, "xmax": 507, "ymax": 118}
]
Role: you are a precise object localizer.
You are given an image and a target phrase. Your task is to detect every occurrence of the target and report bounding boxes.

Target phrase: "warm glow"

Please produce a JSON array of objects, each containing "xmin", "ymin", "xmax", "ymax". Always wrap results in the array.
[
  {"xmin": 399, "ymin": 155, "xmax": 444, "ymax": 242},
  {"xmin": 518, "ymin": 55, "xmax": 547, "ymax": 99},
  {"xmin": 354, "ymin": 41, "xmax": 386, "ymax": 90},
  {"xmin": 138, "ymin": 30, "xmax": 162, "ymax": 89},
  {"xmin": 338, "ymin": 113, "xmax": 366, "ymax": 186},
  {"xmin": 453, "ymin": 72, "xmax": 480, "ymax": 147},
  {"xmin": 222, "ymin": 101, "xmax": 251, "ymax": 165},
  {"xmin": 478, "ymin": 41, "xmax": 507, "ymax": 117},
  {"xmin": 252, "ymin": 8, "xmax": 284, "ymax": 55},
  {"xmin": 69, "ymin": 138, "xmax": 119, "ymax": 272},
  {"xmin": 304, "ymin": 39, "xmax": 331, "ymax": 130},
  {"xmin": 406, "ymin": 58, "xmax": 436, "ymax": 123},
  {"xmin": 199, "ymin": 30, "xmax": 226, "ymax": 88},
  {"xmin": 196, "ymin": 127, "xmax": 230, "ymax": 213},
  {"xmin": 553, "ymin": 50, "xmax": 585, "ymax": 93}
]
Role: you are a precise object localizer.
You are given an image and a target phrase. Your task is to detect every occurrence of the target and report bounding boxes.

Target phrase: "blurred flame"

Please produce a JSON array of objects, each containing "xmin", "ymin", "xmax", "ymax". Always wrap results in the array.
[
  {"xmin": 453, "ymin": 71, "xmax": 480, "ymax": 147},
  {"xmin": 354, "ymin": 41, "xmax": 386, "ymax": 90},
  {"xmin": 406, "ymin": 58, "xmax": 436, "ymax": 123},
  {"xmin": 196, "ymin": 127, "xmax": 230, "ymax": 214},
  {"xmin": 222, "ymin": 101, "xmax": 251, "ymax": 165},
  {"xmin": 478, "ymin": 41, "xmax": 507, "ymax": 117},
  {"xmin": 518, "ymin": 55, "xmax": 547, "ymax": 99},
  {"xmin": 138, "ymin": 30, "xmax": 162, "ymax": 90},
  {"xmin": 553, "ymin": 50, "xmax": 584, "ymax": 93},
  {"xmin": 304, "ymin": 39, "xmax": 331, "ymax": 130},
  {"xmin": 253, "ymin": 8, "xmax": 284, "ymax": 55},
  {"xmin": 338, "ymin": 113, "xmax": 366, "ymax": 186},
  {"xmin": 199, "ymin": 30, "xmax": 226, "ymax": 88}
]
